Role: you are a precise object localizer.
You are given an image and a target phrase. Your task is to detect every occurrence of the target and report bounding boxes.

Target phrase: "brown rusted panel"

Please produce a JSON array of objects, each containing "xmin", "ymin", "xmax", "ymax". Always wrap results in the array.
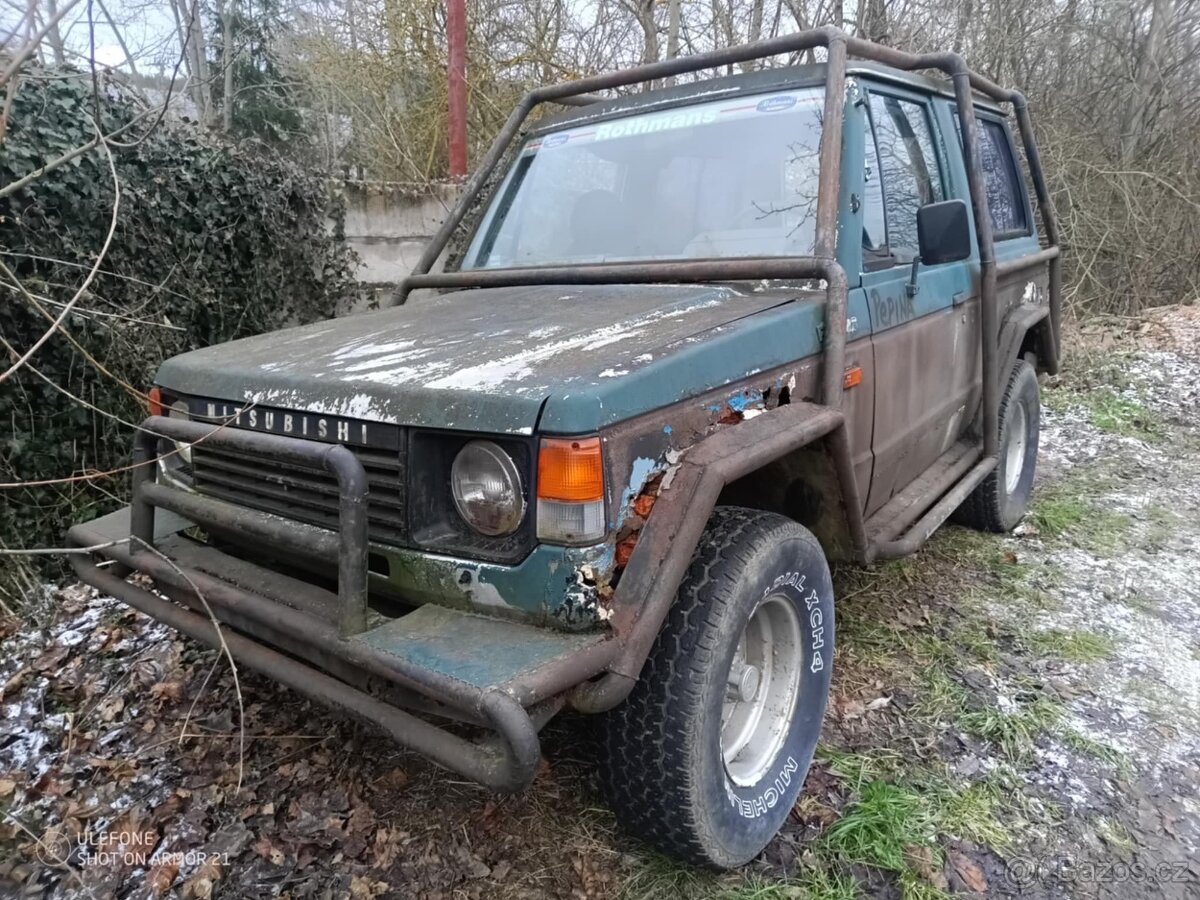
[
  {"xmin": 866, "ymin": 300, "xmax": 981, "ymax": 517},
  {"xmin": 571, "ymin": 405, "xmax": 860, "ymax": 713},
  {"xmin": 995, "ymin": 261, "xmax": 1052, "ymax": 373},
  {"xmin": 841, "ymin": 340, "xmax": 876, "ymax": 503}
]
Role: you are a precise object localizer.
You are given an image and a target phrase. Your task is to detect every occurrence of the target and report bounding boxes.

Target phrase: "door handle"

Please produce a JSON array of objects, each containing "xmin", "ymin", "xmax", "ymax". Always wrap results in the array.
[{"xmin": 952, "ymin": 291, "xmax": 967, "ymax": 306}]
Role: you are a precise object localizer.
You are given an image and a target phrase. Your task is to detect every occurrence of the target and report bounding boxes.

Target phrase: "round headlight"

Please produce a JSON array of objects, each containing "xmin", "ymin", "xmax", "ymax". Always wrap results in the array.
[
  {"xmin": 450, "ymin": 440, "xmax": 525, "ymax": 536},
  {"xmin": 169, "ymin": 400, "xmax": 192, "ymax": 465}
]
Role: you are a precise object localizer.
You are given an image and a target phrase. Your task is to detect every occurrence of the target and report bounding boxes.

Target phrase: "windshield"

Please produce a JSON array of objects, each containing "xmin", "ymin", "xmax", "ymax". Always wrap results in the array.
[{"xmin": 464, "ymin": 88, "xmax": 826, "ymax": 269}]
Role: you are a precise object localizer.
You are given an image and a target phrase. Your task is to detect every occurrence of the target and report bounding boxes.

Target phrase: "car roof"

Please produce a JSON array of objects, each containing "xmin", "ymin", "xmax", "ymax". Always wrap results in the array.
[{"xmin": 533, "ymin": 60, "xmax": 1006, "ymax": 135}]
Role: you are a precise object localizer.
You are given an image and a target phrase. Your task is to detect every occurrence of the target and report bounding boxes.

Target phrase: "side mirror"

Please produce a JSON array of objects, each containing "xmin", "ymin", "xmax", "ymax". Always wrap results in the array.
[{"xmin": 917, "ymin": 198, "xmax": 972, "ymax": 265}]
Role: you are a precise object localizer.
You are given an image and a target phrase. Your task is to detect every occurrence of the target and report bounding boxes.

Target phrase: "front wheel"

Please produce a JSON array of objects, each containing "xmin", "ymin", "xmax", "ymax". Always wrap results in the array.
[{"xmin": 599, "ymin": 507, "xmax": 834, "ymax": 868}]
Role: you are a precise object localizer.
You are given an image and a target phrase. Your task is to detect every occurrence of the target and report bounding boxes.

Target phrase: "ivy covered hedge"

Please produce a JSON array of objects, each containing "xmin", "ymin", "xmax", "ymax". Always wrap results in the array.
[{"xmin": 0, "ymin": 69, "xmax": 358, "ymax": 598}]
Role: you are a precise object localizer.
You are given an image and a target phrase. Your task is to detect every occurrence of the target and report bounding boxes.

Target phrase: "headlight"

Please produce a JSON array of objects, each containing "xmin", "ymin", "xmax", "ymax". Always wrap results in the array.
[
  {"xmin": 169, "ymin": 400, "xmax": 192, "ymax": 465},
  {"xmin": 450, "ymin": 440, "xmax": 526, "ymax": 536}
]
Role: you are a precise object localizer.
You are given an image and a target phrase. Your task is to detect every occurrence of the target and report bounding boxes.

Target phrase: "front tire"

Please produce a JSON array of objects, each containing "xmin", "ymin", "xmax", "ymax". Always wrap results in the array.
[
  {"xmin": 599, "ymin": 507, "xmax": 834, "ymax": 868},
  {"xmin": 956, "ymin": 360, "xmax": 1040, "ymax": 532}
]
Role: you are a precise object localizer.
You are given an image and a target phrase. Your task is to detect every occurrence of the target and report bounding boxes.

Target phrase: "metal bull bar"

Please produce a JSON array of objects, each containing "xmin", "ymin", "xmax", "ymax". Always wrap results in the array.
[{"xmin": 67, "ymin": 416, "xmax": 542, "ymax": 792}]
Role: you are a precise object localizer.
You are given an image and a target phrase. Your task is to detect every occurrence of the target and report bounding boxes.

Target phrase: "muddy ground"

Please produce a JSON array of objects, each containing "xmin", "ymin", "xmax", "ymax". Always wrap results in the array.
[{"xmin": 2, "ymin": 306, "xmax": 1198, "ymax": 899}]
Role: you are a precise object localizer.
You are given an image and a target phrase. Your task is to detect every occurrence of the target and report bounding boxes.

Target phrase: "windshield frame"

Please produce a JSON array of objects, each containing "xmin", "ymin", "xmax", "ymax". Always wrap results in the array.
[{"xmin": 462, "ymin": 85, "xmax": 830, "ymax": 272}]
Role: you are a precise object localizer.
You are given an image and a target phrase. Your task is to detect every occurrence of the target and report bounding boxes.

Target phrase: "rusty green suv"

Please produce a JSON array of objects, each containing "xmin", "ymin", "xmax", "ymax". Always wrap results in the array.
[{"xmin": 70, "ymin": 27, "xmax": 1062, "ymax": 867}]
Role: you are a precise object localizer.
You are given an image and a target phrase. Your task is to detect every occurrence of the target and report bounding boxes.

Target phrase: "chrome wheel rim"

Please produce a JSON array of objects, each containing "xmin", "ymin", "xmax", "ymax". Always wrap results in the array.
[
  {"xmin": 1005, "ymin": 405, "xmax": 1028, "ymax": 494},
  {"xmin": 721, "ymin": 594, "xmax": 804, "ymax": 786}
]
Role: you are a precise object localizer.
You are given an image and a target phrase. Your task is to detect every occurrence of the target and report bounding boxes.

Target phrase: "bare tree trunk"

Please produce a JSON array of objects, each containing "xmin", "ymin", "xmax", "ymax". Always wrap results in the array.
[
  {"xmin": 95, "ymin": 0, "xmax": 139, "ymax": 77},
  {"xmin": 219, "ymin": 0, "xmax": 234, "ymax": 132},
  {"xmin": 637, "ymin": 0, "xmax": 658, "ymax": 67},
  {"xmin": 712, "ymin": 0, "xmax": 735, "ymax": 73},
  {"xmin": 664, "ymin": 0, "xmax": 681, "ymax": 85},
  {"xmin": 741, "ymin": 0, "xmax": 765, "ymax": 71},
  {"xmin": 859, "ymin": 0, "xmax": 888, "ymax": 43},
  {"xmin": 952, "ymin": 0, "xmax": 973, "ymax": 54},
  {"xmin": 1122, "ymin": 0, "xmax": 1175, "ymax": 162},
  {"xmin": 173, "ymin": 0, "xmax": 213, "ymax": 126},
  {"xmin": 42, "ymin": 0, "xmax": 66, "ymax": 65}
]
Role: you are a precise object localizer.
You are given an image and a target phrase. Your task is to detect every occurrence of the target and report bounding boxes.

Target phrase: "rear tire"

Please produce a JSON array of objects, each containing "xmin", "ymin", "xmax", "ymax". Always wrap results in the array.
[
  {"xmin": 599, "ymin": 507, "xmax": 834, "ymax": 868},
  {"xmin": 955, "ymin": 360, "xmax": 1040, "ymax": 532}
]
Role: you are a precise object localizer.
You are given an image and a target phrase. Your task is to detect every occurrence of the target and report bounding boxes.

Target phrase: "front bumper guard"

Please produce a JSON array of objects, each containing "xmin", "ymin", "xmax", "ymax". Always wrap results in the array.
[{"xmin": 68, "ymin": 416, "xmax": 616, "ymax": 792}]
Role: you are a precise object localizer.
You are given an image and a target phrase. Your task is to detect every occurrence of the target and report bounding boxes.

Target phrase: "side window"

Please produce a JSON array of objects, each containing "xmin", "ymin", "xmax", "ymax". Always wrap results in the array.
[
  {"xmin": 862, "ymin": 121, "xmax": 887, "ymax": 254},
  {"xmin": 977, "ymin": 120, "xmax": 1029, "ymax": 236},
  {"xmin": 868, "ymin": 93, "xmax": 945, "ymax": 263}
]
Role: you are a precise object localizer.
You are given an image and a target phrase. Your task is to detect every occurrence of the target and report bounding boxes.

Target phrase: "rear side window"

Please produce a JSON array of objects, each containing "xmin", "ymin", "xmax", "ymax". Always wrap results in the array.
[
  {"xmin": 955, "ymin": 115, "xmax": 1030, "ymax": 238},
  {"xmin": 866, "ymin": 93, "xmax": 945, "ymax": 264},
  {"xmin": 977, "ymin": 120, "xmax": 1029, "ymax": 236}
]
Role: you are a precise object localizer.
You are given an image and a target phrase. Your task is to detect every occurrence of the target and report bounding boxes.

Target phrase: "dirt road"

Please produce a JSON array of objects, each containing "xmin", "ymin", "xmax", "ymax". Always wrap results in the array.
[{"xmin": 2, "ymin": 308, "xmax": 1198, "ymax": 899}]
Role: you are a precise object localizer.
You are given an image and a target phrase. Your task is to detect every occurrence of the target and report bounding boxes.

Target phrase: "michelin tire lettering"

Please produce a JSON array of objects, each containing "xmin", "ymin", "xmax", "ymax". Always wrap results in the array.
[{"xmin": 727, "ymin": 755, "xmax": 800, "ymax": 819}]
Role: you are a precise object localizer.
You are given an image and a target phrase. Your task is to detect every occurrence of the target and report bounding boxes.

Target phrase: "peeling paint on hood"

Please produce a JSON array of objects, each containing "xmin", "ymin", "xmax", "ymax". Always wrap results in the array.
[{"xmin": 156, "ymin": 283, "xmax": 818, "ymax": 434}]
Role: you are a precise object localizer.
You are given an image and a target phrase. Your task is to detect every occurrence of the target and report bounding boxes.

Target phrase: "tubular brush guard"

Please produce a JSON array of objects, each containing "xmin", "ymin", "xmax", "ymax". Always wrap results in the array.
[{"xmin": 67, "ymin": 416, "xmax": 542, "ymax": 792}]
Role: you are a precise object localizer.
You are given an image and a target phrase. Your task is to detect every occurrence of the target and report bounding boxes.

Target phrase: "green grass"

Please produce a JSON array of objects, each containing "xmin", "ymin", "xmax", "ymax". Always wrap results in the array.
[
  {"xmin": 824, "ymin": 781, "xmax": 936, "ymax": 874},
  {"xmin": 1044, "ymin": 349, "xmax": 1169, "ymax": 442},
  {"xmin": 913, "ymin": 668, "xmax": 970, "ymax": 725},
  {"xmin": 619, "ymin": 851, "xmax": 720, "ymax": 900},
  {"xmin": 1028, "ymin": 489, "xmax": 1131, "ymax": 553},
  {"xmin": 1058, "ymin": 726, "xmax": 1130, "ymax": 774},
  {"xmin": 713, "ymin": 871, "xmax": 860, "ymax": 900},
  {"xmin": 1024, "ymin": 628, "xmax": 1115, "ymax": 662},
  {"xmin": 1140, "ymin": 505, "xmax": 1181, "ymax": 549},
  {"xmin": 817, "ymin": 770, "xmax": 1034, "ymax": 898},
  {"xmin": 1083, "ymin": 389, "xmax": 1166, "ymax": 441},
  {"xmin": 958, "ymin": 694, "xmax": 1063, "ymax": 761},
  {"xmin": 934, "ymin": 779, "xmax": 1015, "ymax": 850},
  {"xmin": 1029, "ymin": 494, "xmax": 1088, "ymax": 538},
  {"xmin": 618, "ymin": 856, "xmax": 863, "ymax": 900},
  {"xmin": 819, "ymin": 747, "xmax": 910, "ymax": 787},
  {"xmin": 1094, "ymin": 817, "xmax": 1134, "ymax": 854}
]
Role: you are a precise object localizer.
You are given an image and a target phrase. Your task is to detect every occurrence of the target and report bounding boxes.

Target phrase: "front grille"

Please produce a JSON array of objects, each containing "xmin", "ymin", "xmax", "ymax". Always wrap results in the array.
[{"xmin": 192, "ymin": 443, "xmax": 406, "ymax": 545}]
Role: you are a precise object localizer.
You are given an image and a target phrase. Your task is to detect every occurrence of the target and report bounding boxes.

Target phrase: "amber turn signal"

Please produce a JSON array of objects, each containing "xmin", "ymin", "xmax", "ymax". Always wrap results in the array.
[
  {"xmin": 843, "ymin": 366, "xmax": 863, "ymax": 389},
  {"xmin": 537, "ymin": 437, "xmax": 604, "ymax": 502},
  {"xmin": 147, "ymin": 386, "xmax": 165, "ymax": 416}
]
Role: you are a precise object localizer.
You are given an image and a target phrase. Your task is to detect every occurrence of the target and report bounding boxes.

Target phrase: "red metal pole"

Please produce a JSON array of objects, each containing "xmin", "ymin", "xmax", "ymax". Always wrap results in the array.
[{"xmin": 447, "ymin": 0, "xmax": 468, "ymax": 177}]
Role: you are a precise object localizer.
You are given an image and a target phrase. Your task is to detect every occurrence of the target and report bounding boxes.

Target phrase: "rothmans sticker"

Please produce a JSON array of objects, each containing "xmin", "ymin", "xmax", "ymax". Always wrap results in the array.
[{"xmin": 530, "ymin": 89, "xmax": 820, "ymax": 152}]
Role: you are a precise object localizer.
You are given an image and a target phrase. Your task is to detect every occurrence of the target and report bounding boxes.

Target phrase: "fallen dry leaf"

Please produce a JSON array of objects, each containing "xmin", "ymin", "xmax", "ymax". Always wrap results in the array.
[
  {"xmin": 1, "ymin": 665, "xmax": 30, "ymax": 699},
  {"xmin": 150, "ymin": 680, "xmax": 184, "ymax": 702},
  {"xmin": 348, "ymin": 875, "xmax": 389, "ymax": 898},
  {"xmin": 32, "ymin": 645, "xmax": 71, "ymax": 673},
  {"xmin": 905, "ymin": 844, "xmax": 949, "ymax": 890},
  {"xmin": 375, "ymin": 767, "xmax": 408, "ymax": 791},
  {"xmin": 145, "ymin": 860, "xmax": 179, "ymax": 897},
  {"xmin": 948, "ymin": 849, "xmax": 988, "ymax": 893},
  {"xmin": 97, "ymin": 695, "xmax": 125, "ymax": 722},
  {"xmin": 182, "ymin": 857, "xmax": 223, "ymax": 899}
]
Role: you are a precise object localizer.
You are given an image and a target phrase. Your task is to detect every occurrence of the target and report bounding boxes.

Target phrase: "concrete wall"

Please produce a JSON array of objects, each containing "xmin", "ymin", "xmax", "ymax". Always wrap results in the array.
[{"xmin": 339, "ymin": 180, "xmax": 463, "ymax": 288}]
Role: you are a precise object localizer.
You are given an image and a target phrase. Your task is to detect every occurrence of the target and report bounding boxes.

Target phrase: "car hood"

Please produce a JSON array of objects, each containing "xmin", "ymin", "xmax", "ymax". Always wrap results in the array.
[{"xmin": 156, "ymin": 283, "xmax": 821, "ymax": 434}]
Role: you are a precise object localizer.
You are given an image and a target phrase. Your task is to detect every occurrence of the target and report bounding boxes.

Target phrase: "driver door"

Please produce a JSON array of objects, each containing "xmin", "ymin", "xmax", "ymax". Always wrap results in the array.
[{"xmin": 861, "ymin": 87, "xmax": 978, "ymax": 516}]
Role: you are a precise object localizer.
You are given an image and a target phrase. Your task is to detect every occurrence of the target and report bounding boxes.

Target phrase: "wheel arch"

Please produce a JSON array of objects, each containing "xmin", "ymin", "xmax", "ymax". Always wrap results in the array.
[
  {"xmin": 1000, "ymin": 301, "xmax": 1056, "ymax": 377},
  {"xmin": 571, "ymin": 402, "xmax": 860, "ymax": 713}
]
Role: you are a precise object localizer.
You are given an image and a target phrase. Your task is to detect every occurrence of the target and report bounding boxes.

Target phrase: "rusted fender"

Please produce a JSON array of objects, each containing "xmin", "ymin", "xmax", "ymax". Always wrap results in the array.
[{"xmin": 570, "ymin": 401, "xmax": 858, "ymax": 713}]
